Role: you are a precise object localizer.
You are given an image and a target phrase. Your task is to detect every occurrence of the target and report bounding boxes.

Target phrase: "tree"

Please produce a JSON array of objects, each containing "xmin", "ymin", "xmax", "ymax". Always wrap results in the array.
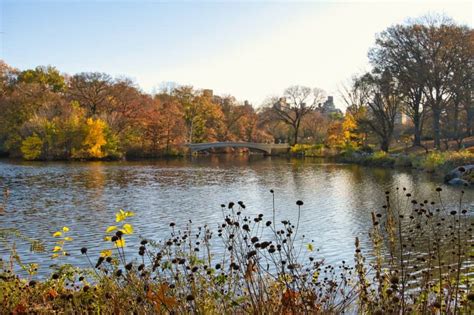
[
  {"xmin": 1, "ymin": 65, "xmax": 64, "ymax": 156},
  {"xmin": 72, "ymin": 118, "xmax": 108, "ymax": 159},
  {"xmin": 300, "ymin": 111, "xmax": 330, "ymax": 144},
  {"xmin": 17, "ymin": 65, "xmax": 66, "ymax": 93},
  {"xmin": 369, "ymin": 24, "xmax": 428, "ymax": 147},
  {"xmin": 147, "ymin": 94, "xmax": 186, "ymax": 155},
  {"xmin": 217, "ymin": 97, "xmax": 258, "ymax": 142},
  {"xmin": 325, "ymin": 113, "xmax": 360, "ymax": 149},
  {"xmin": 354, "ymin": 71, "xmax": 401, "ymax": 152},
  {"xmin": 218, "ymin": 96, "xmax": 245, "ymax": 141},
  {"xmin": 420, "ymin": 19, "xmax": 467, "ymax": 149},
  {"xmin": 0, "ymin": 61, "xmax": 16, "ymax": 97},
  {"xmin": 172, "ymin": 86, "xmax": 196, "ymax": 143},
  {"xmin": 257, "ymin": 106, "xmax": 289, "ymax": 143},
  {"xmin": 369, "ymin": 17, "xmax": 473, "ymax": 149},
  {"xmin": 172, "ymin": 87, "xmax": 223, "ymax": 143},
  {"xmin": 445, "ymin": 27, "xmax": 474, "ymax": 147},
  {"xmin": 271, "ymin": 86, "xmax": 325, "ymax": 145},
  {"xmin": 106, "ymin": 79, "xmax": 149, "ymax": 135},
  {"xmin": 68, "ymin": 72, "xmax": 112, "ymax": 116},
  {"xmin": 239, "ymin": 102, "xmax": 259, "ymax": 142}
]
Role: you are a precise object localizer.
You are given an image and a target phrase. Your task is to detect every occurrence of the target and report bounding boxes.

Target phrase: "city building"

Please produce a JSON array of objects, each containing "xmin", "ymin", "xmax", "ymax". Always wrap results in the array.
[{"xmin": 318, "ymin": 96, "xmax": 343, "ymax": 116}]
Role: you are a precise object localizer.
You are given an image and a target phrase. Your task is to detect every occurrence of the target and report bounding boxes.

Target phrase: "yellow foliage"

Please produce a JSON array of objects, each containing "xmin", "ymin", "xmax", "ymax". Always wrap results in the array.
[
  {"xmin": 20, "ymin": 134, "xmax": 43, "ymax": 160},
  {"xmin": 115, "ymin": 209, "xmax": 135, "ymax": 222},
  {"xmin": 121, "ymin": 223, "xmax": 134, "ymax": 235},
  {"xmin": 106, "ymin": 226, "xmax": 118, "ymax": 233},
  {"xmin": 114, "ymin": 238, "xmax": 125, "ymax": 248},
  {"xmin": 83, "ymin": 118, "xmax": 107, "ymax": 158},
  {"xmin": 342, "ymin": 113, "xmax": 357, "ymax": 143},
  {"xmin": 71, "ymin": 118, "xmax": 108, "ymax": 159},
  {"xmin": 326, "ymin": 113, "xmax": 360, "ymax": 149},
  {"xmin": 100, "ymin": 249, "xmax": 112, "ymax": 257}
]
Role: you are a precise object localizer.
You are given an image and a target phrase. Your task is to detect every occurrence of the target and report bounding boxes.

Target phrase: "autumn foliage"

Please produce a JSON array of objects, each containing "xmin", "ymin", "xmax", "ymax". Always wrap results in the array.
[{"xmin": 0, "ymin": 64, "xmax": 276, "ymax": 160}]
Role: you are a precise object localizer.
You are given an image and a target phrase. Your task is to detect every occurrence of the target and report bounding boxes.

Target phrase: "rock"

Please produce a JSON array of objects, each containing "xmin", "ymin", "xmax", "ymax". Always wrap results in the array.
[
  {"xmin": 444, "ymin": 165, "xmax": 474, "ymax": 184},
  {"xmin": 448, "ymin": 178, "xmax": 469, "ymax": 186}
]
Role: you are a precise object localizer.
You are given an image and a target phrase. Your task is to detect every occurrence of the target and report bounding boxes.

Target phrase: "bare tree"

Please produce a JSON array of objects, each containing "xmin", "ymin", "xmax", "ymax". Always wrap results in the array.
[
  {"xmin": 67, "ymin": 72, "xmax": 112, "ymax": 116},
  {"xmin": 354, "ymin": 71, "xmax": 401, "ymax": 152},
  {"xmin": 271, "ymin": 85, "xmax": 325, "ymax": 145},
  {"xmin": 369, "ymin": 24, "xmax": 428, "ymax": 147},
  {"xmin": 417, "ymin": 17, "xmax": 471, "ymax": 149}
]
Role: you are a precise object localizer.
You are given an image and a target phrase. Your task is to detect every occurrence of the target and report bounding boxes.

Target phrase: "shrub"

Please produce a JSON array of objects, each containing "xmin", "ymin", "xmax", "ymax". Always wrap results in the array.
[
  {"xmin": 367, "ymin": 151, "xmax": 396, "ymax": 167},
  {"xmin": 290, "ymin": 143, "xmax": 325, "ymax": 156},
  {"xmin": 20, "ymin": 134, "xmax": 43, "ymax": 160},
  {"xmin": 420, "ymin": 151, "xmax": 447, "ymax": 172},
  {"xmin": 417, "ymin": 150, "xmax": 474, "ymax": 173}
]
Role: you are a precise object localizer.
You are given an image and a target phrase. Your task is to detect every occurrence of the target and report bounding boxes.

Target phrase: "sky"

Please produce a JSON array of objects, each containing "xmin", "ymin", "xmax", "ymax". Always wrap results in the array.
[{"xmin": 0, "ymin": 0, "xmax": 472, "ymax": 109}]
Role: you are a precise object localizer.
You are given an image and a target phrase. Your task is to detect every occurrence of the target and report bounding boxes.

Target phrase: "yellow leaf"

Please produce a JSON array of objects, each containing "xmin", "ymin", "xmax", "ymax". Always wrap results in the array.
[
  {"xmin": 62, "ymin": 226, "xmax": 70, "ymax": 232},
  {"xmin": 121, "ymin": 223, "xmax": 134, "ymax": 235},
  {"xmin": 53, "ymin": 231, "xmax": 62, "ymax": 237},
  {"xmin": 100, "ymin": 249, "xmax": 112, "ymax": 257},
  {"xmin": 104, "ymin": 236, "xmax": 112, "ymax": 242},
  {"xmin": 64, "ymin": 237, "xmax": 73, "ymax": 241},
  {"xmin": 116, "ymin": 212, "xmax": 125, "ymax": 223},
  {"xmin": 51, "ymin": 253, "xmax": 60, "ymax": 259},
  {"xmin": 52, "ymin": 246, "xmax": 62, "ymax": 252},
  {"xmin": 116, "ymin": 209, "xmax": 135, "ymax": 222},
  {"xmin": 106, "ymin": 226, "xmax": 118, "ymax": 233},
  {"xmin": 306, "ymin": 243, "xmax": 314, "ymax": 252},
  {"xmin": 312, "ymin": 271, "xmax": 320, "ymax": 282},
  {"xmin": 115, "ymin": 238, "xmax": 125, "ymax": 248}
]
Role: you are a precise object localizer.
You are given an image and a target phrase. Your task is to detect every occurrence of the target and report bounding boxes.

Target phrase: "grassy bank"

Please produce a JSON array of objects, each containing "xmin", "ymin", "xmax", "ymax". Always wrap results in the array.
[
  {"xmin": 1, "ymin": 189, "xmax": 473, "ymax": 313},
  {"xmin": 337, "ymin": 149, "xmax": 474, "ymax": 177},
  {"xmin": 290, "ymin": 144, "xmax": 474, "ymax": 184}
]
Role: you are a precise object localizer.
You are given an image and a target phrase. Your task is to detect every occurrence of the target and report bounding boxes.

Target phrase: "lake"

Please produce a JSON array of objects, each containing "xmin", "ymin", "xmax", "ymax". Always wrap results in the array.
[{"xmin": 0, "ymin": 156, "xmax": 472, "ymax": 276}]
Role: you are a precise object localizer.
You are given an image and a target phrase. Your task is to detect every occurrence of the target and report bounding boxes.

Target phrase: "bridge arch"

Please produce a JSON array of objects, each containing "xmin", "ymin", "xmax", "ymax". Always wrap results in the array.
[{"xmin": 185, "ymin": 142, "xmax": 289, "ymax": 155}]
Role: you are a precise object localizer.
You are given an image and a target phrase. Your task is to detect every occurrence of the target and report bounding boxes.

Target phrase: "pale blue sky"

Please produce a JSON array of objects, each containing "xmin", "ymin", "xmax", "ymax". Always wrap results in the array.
[{"xmin": 1, "ymin": 0, "xmax": 472, "ymax": 107}]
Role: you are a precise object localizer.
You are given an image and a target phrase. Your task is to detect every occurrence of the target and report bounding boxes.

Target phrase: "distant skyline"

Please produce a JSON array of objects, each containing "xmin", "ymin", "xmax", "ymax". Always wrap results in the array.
[{"xmin": 1, "ymin": 0, "xmax": 472, "ymax": 108}]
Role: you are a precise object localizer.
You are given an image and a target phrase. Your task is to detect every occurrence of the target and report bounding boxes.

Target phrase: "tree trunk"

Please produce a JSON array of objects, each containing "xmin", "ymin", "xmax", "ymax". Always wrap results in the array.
[
  {"xmin": 432, "ymin": 108, "xmax": 441, "ymax": 150},
  {"xmin": 293, "ymin": 126, "xmax": 299, "ymax": 145},
  {"xmin": 381, "ymin": 138, "xmax": 390, "ymax": 152},
  {"xmin": 466, "ymin": 107, "xmax": 474, "ymax": 137},
  {"xmin": 413, "ymin": 113, "xmax": 422, "ymax": 146}
]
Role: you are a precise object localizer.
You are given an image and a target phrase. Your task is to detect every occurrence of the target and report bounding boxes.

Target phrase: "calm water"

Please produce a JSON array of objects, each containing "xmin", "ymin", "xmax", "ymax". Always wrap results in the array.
[{"xmin": 0, "ymin": 156, "xmax": 472, "ymax": 276}]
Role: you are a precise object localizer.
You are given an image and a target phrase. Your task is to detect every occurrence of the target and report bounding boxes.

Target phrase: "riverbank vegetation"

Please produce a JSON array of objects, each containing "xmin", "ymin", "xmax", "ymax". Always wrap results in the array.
[
  {"xmin": 0, "ymin": 189, "xmax": 473, "ymax": 313},
  {"xmin": 0, "ymin": 15, "xmax": 472, "ymax": 161},
  {"xmin": 337, "ymin": 148, "xmax": 474, "ymax": 174}
]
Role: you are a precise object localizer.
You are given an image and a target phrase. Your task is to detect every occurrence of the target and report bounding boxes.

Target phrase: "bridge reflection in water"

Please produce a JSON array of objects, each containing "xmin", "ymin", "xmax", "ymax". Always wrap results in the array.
[{"xmin": 185, "ymin": 142, "xmax": 290, "ymax": 155}]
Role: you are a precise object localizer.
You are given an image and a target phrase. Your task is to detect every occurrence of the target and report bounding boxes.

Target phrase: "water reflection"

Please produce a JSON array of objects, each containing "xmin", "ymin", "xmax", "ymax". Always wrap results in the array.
[{"xmin": 0, "ymin": 156, "xmax": 472, "ymax": 276}]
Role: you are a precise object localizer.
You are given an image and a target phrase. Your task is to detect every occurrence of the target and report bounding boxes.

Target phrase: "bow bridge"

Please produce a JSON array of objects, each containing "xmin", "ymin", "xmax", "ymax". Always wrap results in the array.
[{"xmin": 185, "ymin": 142, "xmax": 290, "ymax": 155}]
